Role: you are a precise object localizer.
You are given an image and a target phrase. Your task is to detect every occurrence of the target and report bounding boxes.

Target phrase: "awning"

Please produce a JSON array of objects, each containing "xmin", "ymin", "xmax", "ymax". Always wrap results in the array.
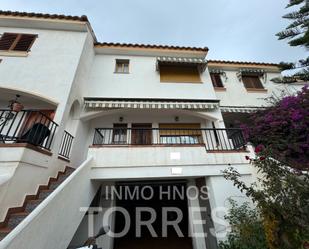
[
  {"xmin": 209, "ymin": 69, "xmax": 225, "ymax": 74},
  {"xmin": 236, "ymin": 68, "xmax": 266, "ymax": 82},
  {"xmin": 84, "ymin": 98, "xmax": 219, "ymax": 110},
  {"xmin": 239, "ymin": 68, "xmax": 265, "ymax": 75},
  {"xmin": 220, "ymin": 106, "xmax": 264, "ymax": 113},
  {"xmin": 156, "ymin": 57, "xmax": 207, "ymax": 72}
]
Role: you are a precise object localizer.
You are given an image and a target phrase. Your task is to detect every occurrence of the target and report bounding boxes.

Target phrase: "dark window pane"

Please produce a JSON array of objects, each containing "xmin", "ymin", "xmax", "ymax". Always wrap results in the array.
[{"xmin": 210, "ymin": 73, "xmax": 224, "ymax": 87}]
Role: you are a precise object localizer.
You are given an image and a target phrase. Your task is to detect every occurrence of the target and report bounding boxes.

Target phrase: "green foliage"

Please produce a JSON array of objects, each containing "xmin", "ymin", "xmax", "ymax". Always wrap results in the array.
[
  {"xmin": 219, "ymin": 200, "xmax": 268, "ymax": 249},
  {"xmin": 223, "ymin": 151, "xmax": 309, "ymax": 249},
  {"xmin": 276, "ymin": 0, "xmax": 309, "ymax": 49},
  {"xmin": 279, "ymin": 62, "xmax": 296, "ymax": 71},
  {"xmin": 276, "ymin": 0, "xmax": 309, "ymax": 83}
]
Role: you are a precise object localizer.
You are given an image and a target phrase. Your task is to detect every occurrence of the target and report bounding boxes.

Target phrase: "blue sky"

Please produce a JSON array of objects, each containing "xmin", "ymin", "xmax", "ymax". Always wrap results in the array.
[{"xmin": 1, "ymin": 0, "xmax": 306, "ymax": 63}]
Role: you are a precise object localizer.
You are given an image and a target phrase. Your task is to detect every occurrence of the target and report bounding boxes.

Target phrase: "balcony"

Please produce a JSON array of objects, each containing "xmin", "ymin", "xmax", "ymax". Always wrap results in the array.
[
  {"xmin": 92, "ymin": 127, "xmax": 246, "ymax": 151},
  {"xmin": 0, "ymin": 109, "xmax": 58, "ymax": 151}
]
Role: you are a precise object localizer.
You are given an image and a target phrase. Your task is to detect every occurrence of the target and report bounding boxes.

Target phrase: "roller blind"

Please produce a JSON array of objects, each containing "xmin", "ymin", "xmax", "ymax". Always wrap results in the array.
[
  {"xmin": 159, "ymin": 65, "xmax": 202, "ymax": 83},
  {"xmin": 159, "ymin": 123, "xmax": 201, "ymax": 136}
]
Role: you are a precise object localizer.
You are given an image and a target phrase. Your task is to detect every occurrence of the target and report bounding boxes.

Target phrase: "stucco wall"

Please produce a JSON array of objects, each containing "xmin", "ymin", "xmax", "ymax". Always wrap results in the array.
[
  {"xmin": 211, "ymin": 69, "xmax": 305, "ymax": 107},
  {"xmin": 86, "ymin": 54, "xmax": 218, "ymax": 100}
]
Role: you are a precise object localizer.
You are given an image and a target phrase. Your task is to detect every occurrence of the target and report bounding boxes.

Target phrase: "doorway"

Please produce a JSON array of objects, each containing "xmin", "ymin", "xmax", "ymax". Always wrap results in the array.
[
  {"xmin": 113, "ymin": 180, "xmax": 193, "ymax": 249},
  {"xmin": 131, "ymin": 123, "xmax": 152, "ymax": 145}
]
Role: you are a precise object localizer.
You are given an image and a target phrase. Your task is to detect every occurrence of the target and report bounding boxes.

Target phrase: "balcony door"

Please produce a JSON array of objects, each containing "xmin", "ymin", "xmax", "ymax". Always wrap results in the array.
[{"xmin": 131, "ymin": 123, "xmax": 152, "ymax": 145}]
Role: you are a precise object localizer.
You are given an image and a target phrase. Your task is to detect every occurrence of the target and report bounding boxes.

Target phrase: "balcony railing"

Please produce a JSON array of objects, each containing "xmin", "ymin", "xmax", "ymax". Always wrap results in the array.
[
  {"xmin": 93, "ymin": 127, "xmax": 246, "ymax": 151},
  {"xmin": 0, "ymin": 109, "xmax": 58, "ymax": 151},
  {"xmin": 59, "ymin": 130, "xmax": 74, "ymax": 160}
]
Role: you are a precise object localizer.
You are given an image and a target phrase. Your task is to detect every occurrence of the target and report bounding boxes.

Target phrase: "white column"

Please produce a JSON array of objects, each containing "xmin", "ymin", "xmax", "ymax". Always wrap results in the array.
[{"xmin": 187, "ymin": 179, "xmax": 207, "ymax": 249}]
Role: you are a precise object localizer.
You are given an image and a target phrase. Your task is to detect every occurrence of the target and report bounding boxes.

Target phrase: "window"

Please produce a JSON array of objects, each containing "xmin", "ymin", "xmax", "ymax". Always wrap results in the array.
[
  {"xmin": 159, "ymin": 123, "xmax": 203, "ymax": 144},
  {"xmin": 242, "ymin": 75, "xmax": 264, "ymax": 89},
  {"xmin": 112, "ymin": 124, "xmax": 127, "ymax": 144},
  {"xmin": 0, "ymin": 33, "xmax": 37, "ymax": 52},
  {"xmin": 159, "ymin": 64, "xmax": 202, "ymax": 83},
  {"xmin": 115, "ymin": 59, "xmax": 129, "ymax": 73},
  {"xmin": 210, "ymin": 73, "xmax": 224, "ymax": 88}
]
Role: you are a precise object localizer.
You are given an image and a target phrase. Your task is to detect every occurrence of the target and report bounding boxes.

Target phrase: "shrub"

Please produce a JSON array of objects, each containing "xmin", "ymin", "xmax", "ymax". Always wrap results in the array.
[{"xmin": 219, "ymin": 200, "xmax": 268, "ymax": 249}]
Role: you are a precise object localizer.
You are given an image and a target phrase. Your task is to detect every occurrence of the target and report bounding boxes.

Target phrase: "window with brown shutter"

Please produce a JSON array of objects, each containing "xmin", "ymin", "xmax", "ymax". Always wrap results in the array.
[
  {"xmin": 0, "ymin": 33, "xmax": 37, "ymax": 52},
  {"xmin": 242, "ymin": 75, "xmax": 264, "ymax": 89},
  {"xmin": 159, "ymin": 64, "xmax": 202, "ymax": 83},
  {"xmin": 159, "ymin": 123, "xmax": 203, "ymax": 144},
  {"xmin": 210, "ymin": 73, "xmax": 224, "ymax": 88}
]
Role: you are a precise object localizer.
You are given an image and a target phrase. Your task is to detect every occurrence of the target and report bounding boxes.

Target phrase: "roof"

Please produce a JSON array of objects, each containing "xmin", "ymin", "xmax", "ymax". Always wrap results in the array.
[
  {"xmin": 95, "ymin": 42, "xmax": 209, "ymax": 52},
  {"xmin": 0, "ymin": 10, "xmax": 89, "ymax": 22},
  {"xmin": 208, "ymin": 59, "xmax": 279, "ymax": 67}
]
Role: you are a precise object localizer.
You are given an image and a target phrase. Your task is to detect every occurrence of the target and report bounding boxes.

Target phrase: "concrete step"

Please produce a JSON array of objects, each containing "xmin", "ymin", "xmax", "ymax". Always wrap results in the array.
[
  {"xmin": 38, "ymin": 189, "xmax": 53, "ymax": 200},
  {"xmin": 8, "ymin": 212, "xmax": 29, "ymax": 229},
  {"xmin": 25, "ymin": 199, "xmax": 42, "ymax": 212},
  {"xmin": 0, "ymin": 227, "xmax": 11, "ymax": 241}
]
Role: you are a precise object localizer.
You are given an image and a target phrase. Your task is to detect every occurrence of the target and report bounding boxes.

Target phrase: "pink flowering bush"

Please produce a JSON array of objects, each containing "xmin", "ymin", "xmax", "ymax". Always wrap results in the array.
[{"xmin": 243, "ymin": 85, "xmax": 309, "ymax": 170}]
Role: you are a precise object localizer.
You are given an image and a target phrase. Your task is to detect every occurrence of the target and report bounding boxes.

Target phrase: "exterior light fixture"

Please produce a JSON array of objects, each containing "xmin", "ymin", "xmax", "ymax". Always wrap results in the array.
[
  {"xmin": 119, "ymin": 116, "xmax": 124, "ymax": 122},
  {"xmin": 0, "ymin": 95, "xmax": 24, "ymax": 127},
  {"xmin": 175, "ymin": 116, "xmax": 179, "ymax": 122},
  {"xmin": 9, "ymin": 94, "xmax": 24, "ymax": 113}
]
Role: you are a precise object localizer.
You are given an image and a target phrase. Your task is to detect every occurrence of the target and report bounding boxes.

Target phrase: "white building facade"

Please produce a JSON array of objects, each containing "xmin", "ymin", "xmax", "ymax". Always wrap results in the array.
[{"xmin": 0, "ymin": 11, "xmax": 306, "ymax": 249}]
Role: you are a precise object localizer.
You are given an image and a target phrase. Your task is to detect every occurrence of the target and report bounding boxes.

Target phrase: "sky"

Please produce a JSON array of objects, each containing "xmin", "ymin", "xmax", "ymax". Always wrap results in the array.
[{"xmin": 1, "ymin": 0, "xmax": 307, "ymax": 63}]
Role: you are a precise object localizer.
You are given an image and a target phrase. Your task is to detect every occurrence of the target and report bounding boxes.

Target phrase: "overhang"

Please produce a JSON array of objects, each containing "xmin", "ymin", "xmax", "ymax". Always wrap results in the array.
[
  {"xmin": 220, "ymin": 106, "xmax": 263, "ymax": 113},
  {"xmin": 84, "ymin": 98, "xmax": 220, "ymax": 110},
  {"xmin": 156, "ymin": 57, "xmax": 207, "ymax": 72}
]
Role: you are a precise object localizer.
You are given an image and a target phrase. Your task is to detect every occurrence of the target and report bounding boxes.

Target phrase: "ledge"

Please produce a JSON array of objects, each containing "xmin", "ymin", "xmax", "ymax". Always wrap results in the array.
[
  {"xmin": 160, "ymin": 80, "xmax": 203, "ymax": 84},
  {"xmin": 214, "ymin": 87, "xmax": 226, "ymax": 91},
  {"xmin": 58, "ymin": 155, "xmax": 70, "ymax": 163},
  {"xmin": 207, "ymin": 149, "xmax": 249, "ymax": 153},
  {"xmin": 0, "ymin": 143, "xmax": 52, "ymax": 156},
  {"xmin": 89, "ymin": 144, "xmax": 205, "ymax": 148},
  {"xmin": 246, "ymin": 88, "xmax": 268, "ymax": 93},
  {"xmin": 0, "ymin": 51, "xmax": 29, "ymax": 57}
]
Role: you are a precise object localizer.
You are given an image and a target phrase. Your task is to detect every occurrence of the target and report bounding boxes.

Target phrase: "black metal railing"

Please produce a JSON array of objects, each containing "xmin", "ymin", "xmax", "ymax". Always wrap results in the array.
[
  {"xmin": 0, "ymin": 109, "xmax": 58, "ymax": 150},
  {"xmin": 93, "ymin": 127, "xmax": 246, "ymax": 151},
  {"xmin": 59, "ymin": 130, "xmax": 74, "ymax": 160}
]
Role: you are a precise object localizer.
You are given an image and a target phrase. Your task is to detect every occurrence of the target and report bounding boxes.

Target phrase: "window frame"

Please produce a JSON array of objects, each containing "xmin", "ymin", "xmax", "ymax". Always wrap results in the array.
[
  {"xmin": 112, "ymin": 123, "xmax": 128, "ymax": 144},
  {"xmin": 242, "ymin": 75, "xmax": 265, "ymax": 90},
  {"xmin": 115, "ymin": 59, "xmax": 130, "ymax": 74},
  {"xmin": 210, "ymin": 72, "xmax": 224, "ymax": 88},
  {"xmin": 0, "ymin": 32, "xmax": 38, "ymax": 53}
]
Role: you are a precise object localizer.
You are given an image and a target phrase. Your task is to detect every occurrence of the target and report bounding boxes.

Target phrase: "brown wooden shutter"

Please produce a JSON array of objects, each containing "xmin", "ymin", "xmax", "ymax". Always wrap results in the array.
[
  {"xmin": 210, "ymin": 73, "xmax": 224, "ymax": 87},
  {"xmin": 0, "ymin": 33, "xmax": 18, "ymax": 50},
  {"xmin": 251, "ymin": 76, "xmax": 264, "ymax": 89},
  {"xmin": 13, "ymin": 34, "xmax": 37, "ymax": 51},
  {"xmin": 242, "ymin": 76, "xmax": 264, "ymax": 89}
]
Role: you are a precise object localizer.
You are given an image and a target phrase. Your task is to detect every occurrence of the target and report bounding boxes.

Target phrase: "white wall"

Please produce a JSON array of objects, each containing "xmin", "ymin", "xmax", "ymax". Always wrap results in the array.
[
  {"xmin": 0, "ymin": 26, "xmax": 91, "ymax": 222},
  {"xmin": 211, "ymin": 69, "xmax": 306, "ymax": 107},
  {"xmin": 0, "ymin": 157, "xmax": 99, "ymax": 249},
  {"xmin": 0, "ymin": 27, "xmax": 88, "ymax": 123},
  {"xmin": 86, "ymin": 54, "xmax": 218, "ymax": 100},
  {"xmin": 0, "ymin": 147, "xmax": 67, "ymax": 221},
  {"xmin": 206, "ymin": 174, "xmax": 254, "ymax": 241}
]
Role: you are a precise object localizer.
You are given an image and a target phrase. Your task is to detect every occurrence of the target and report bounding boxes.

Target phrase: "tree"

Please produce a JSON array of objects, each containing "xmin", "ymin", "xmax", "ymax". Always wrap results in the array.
[{"xmin": 273, "ymin": 0, "xmax": 309, "ymax": 83}]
